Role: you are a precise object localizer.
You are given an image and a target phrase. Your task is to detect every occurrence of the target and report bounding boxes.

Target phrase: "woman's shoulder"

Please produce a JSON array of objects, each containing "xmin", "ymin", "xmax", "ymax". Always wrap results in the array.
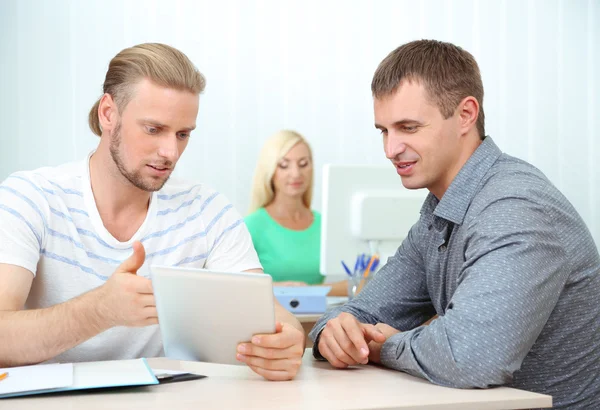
[{"xmin": 312, "ymin": 210, "xmax": 322, "ymax": 222}]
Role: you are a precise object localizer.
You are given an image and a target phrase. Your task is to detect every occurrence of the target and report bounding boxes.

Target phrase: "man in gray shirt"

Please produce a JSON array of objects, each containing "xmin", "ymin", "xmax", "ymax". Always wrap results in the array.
[{"xmin": 310, "ymin": 40, "xmax": 599, "ymax": 409}]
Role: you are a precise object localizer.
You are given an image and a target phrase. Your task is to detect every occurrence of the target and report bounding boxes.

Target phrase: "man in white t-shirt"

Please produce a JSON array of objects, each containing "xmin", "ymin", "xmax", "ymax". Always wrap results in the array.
[{"xmin": 0, "ymin": 43, "xmax": 305, "ymax": 381}]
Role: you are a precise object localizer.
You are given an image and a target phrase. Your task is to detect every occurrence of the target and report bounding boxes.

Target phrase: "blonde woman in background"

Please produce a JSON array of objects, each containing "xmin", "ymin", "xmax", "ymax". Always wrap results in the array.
[{"xmin": 245, "ymin": 130, "xmax": 346, "ymax": 296}]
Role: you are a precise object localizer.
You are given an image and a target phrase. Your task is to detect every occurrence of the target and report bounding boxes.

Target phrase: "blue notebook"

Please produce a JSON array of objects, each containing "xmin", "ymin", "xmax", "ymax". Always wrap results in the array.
[{"xmin": 0, "ymin": 358, "xmax": 158, "ymax": 398}]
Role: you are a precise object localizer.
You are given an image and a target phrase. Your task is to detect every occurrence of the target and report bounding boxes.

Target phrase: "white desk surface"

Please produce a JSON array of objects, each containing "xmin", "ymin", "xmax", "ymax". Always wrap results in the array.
[{"xmin": 6, "ymin": 349, "xmax": 551, "ymax": 410}]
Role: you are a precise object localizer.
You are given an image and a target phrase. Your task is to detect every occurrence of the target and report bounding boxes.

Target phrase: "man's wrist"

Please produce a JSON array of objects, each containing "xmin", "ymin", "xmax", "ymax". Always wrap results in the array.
[
  {"xmin": 311, "ymin": 329, "xmax": 326, "ymax": 360},
  {"xmin": 78, "ymin": 286, "xmax": 112, "ymax": 333}
]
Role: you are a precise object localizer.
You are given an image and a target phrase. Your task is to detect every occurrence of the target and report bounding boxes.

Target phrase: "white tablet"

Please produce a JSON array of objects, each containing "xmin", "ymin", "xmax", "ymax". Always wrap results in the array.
[{"xmin": 151, "ymin": 266, "xmax": 276, "ymax": 365}]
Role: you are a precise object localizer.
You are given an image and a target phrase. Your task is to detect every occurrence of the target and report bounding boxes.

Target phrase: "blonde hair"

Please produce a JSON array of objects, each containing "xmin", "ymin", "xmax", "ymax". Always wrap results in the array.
[
  {"xmin": 248, "ymin": 130, "xmax": 314, "ymax": 214},
  {"xmin": 88, "ymin": 43, "xmax": 206, "ymax": 136}
]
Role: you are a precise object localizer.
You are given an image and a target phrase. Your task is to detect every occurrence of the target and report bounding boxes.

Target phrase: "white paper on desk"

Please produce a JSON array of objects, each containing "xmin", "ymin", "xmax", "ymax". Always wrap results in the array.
[
  {"xmin": 152, "ymin": 368, "xmax": 189, "ymax": 376},
  {"xmin": 0, "ymin": 363, "xmax": 74, "ymax": 397},
  {"xmin": 67, "ymin": 358, "xmax": 158, "ymax": 391}
]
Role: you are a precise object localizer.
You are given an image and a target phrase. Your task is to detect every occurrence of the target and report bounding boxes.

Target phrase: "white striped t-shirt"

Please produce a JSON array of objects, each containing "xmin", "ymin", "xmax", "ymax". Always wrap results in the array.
[{"xmin": 0, "ymin": 153, "xmax": 261, "ymax": 363}]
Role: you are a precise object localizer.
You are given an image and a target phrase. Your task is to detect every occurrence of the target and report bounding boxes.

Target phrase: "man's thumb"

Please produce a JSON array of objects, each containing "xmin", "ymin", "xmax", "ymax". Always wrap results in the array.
[
  {"xmin": 275, "ymin": 322, "xmax": 284, "ymax": 333},
  {"xmin": 118, "ymin": 241, "xmax": 146, "ymax": 274},
  {"xmin": 363, "ymin": 325, "xmax": 386, "ymax": 343}
]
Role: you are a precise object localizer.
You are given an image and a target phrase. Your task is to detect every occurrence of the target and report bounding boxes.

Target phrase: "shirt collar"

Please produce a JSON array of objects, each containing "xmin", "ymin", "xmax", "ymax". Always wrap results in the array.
[{"xmin": 420, "ymin": 137, "xmax": 503, "ymax": 225}]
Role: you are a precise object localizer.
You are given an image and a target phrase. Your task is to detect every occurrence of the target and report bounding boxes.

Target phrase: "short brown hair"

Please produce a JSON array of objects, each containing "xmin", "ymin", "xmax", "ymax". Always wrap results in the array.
[
  {"xmin": 88, "ymin": 43, "xmax": 206, "ymax": 136},
  {"xmin": 371, "ymin": 40, "xmax": 485, "ymax": 138}
]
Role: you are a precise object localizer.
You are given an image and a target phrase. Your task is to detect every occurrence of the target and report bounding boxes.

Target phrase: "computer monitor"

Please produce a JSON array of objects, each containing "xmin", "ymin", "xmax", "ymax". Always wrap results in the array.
[{"xmin": 320, "ymin": 164, "xmax": 427, "ymax": 277}]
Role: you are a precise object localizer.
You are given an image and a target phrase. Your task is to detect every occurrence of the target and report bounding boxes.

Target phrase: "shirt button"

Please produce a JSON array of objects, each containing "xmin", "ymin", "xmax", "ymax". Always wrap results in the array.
[{"xmin": 438, "ymin": 244, "xmax": 447, "ymax": 252}]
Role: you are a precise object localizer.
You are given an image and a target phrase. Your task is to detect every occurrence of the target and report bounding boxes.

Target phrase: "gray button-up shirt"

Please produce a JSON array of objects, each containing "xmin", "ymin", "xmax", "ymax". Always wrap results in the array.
[{"xmin": 310, "ymin": 137, "xmax": 600, "ymax": 409}]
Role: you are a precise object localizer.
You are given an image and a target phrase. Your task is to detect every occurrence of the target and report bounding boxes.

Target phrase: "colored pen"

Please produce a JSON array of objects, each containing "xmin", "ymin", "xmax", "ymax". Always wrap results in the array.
[
  {"xmin": 363, "ymin": 255, "xmax": 377, "ymax": 277},
  {"xmin": 0, "ymin": 372, "xmax": 8, "ymax": 381},
  {"xmin": 353, "ymin": 255, "xmax": 361, "ymax": 275},
  {"xmin": 364, "ymin": 256, "xmax": 380, "ymax": 278},
  {"xmin": 341, "ymin": 261, "xmax": 353, "ymax": 277}
]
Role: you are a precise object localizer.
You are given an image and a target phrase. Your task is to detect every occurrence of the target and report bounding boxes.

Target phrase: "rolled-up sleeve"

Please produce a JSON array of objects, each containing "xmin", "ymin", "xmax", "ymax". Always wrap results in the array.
[{"xmin": 380, "ymin": 195, "xmax": 569, "ymax": 388}]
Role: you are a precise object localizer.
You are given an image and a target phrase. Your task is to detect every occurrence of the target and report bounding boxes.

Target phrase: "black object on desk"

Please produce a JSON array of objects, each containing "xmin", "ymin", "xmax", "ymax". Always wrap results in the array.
[{"xmin": 155, "ymin": 373, "xmax": 206, "ymax": 384}]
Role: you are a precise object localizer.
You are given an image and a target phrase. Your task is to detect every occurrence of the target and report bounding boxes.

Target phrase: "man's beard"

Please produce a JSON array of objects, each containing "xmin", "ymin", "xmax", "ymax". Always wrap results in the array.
[{"xmin": 109, "ymin": 122, "xmax": 171, "ymax": 192}]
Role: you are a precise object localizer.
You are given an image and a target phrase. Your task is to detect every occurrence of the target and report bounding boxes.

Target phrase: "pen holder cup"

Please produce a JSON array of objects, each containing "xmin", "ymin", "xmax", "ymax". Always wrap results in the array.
[{"xmin": 347, "ymin": 275, "xmax": 371, "ymax": 301}]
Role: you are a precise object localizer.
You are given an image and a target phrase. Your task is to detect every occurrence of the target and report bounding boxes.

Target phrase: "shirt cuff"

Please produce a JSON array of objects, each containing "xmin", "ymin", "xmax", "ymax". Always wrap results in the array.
[
  {"xmin": 309, "ymin": 325, "xmax": 327, "ymax": 360},
  {"xmin": 380, "ymin": 331, "xmax": 411, "ymax": 371}
]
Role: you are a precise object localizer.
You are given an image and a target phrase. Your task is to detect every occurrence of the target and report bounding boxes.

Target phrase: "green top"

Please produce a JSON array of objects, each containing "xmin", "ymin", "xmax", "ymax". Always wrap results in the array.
[{"xmin": 244, "ymin": 208, "xmax": 324, "ymax": 284}]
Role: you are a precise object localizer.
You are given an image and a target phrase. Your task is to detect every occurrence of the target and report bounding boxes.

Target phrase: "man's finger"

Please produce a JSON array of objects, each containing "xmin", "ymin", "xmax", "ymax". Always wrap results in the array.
[
  {"xmin": 237, "ymin": 354, "xmax": 301, "ymax": 372},
  {"xmin": 142, "ymin": 317, "xmax": 159, "ymax": 326},
  {"xmin": 323, "ymin": 334, "xmax": 358, "ymax": 366},
  {"xmin": 247, "ymin": 365, "xmax": 294, "ymax": 381},
  {"xmin": 251, "ymin": 326, "xmax": 299, "ymax": 349},
  {"xmin": 334, "ymin": 320, "xmax": 369, "ymax": 364},
  {"xmin": 143, "ymin": 306, "xmax": 158, "ymax": 319},
  {"xmin": 251, "ymin": 321, "xmax": 282, "ymax": 343},
  {"xmin": 319, "ymin": 339, "xmax": 348, "ymax": 369},
  {"xmin": 237, "ymin": 343, "xmax": 300, "ymax": 360},
  {"xmin": 139, "ymin": 294, "xmax": 155, "ymax": 307},
  {"xmin": 118, "ymin": 241, "xmax": 146, "ymax": 274},
  {"xmin": 367, "ymin": 340, "xmax": 383, "ymax": 364},
  {"xmin": 134, "ymin": 276, "xmax": 154, "ymax": 294},
  {"xmin": 362, "ymin": 324, "xmax": 386, "ymax": 343}
]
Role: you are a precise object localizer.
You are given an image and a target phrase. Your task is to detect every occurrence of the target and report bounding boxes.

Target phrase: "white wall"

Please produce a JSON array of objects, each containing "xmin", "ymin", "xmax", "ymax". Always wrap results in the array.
[{"xmin": 0, "ymin": 0, "xmax": 598, "ymax": 244}]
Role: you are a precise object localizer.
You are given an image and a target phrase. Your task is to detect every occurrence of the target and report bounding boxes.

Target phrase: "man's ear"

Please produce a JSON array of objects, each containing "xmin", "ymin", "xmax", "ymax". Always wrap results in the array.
[
  {"xmin": 98, "ymin": 93, "xmax": 118, "ymax": 135},
  {"xmin": 457, "ymin": 96, "xmax": 479, "ymax": 137}
]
